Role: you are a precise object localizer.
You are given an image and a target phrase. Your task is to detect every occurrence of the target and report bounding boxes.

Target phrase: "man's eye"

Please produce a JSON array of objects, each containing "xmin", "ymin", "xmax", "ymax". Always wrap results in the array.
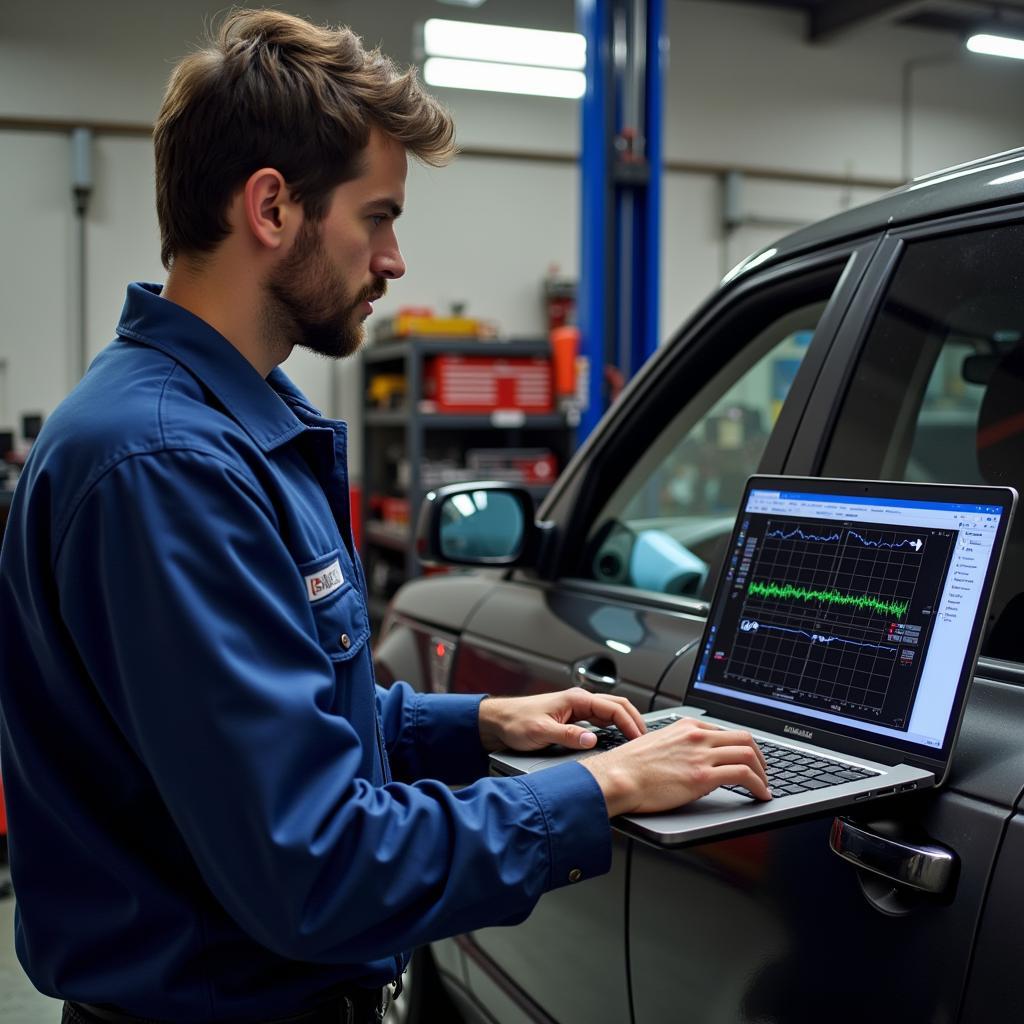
[{"xmin": 370, "ymin": 215, "xmax": 386, "ymax": 227}]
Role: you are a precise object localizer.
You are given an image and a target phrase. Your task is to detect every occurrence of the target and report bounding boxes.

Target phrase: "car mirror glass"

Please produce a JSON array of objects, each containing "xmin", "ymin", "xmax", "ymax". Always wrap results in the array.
[{"xmin": 439, "ymin": 490, "xmax": 525, "ymax": 560}]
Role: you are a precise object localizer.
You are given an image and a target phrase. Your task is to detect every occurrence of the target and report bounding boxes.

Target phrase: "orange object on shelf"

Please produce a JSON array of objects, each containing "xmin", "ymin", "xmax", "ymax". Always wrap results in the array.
[{"xmin": 550, "ymin": 325, "xmax": 579, "ymax": 397}]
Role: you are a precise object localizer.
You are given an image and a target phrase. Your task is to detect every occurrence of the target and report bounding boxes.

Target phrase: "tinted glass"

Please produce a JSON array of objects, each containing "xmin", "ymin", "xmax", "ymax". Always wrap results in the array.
[
  {"xmin": 582, "ymin": 297, "xmax": 831, "ymax": 601},
  {"xmin": 823, "ymin": 223, "xmax": 1024, "ymax": 660}
]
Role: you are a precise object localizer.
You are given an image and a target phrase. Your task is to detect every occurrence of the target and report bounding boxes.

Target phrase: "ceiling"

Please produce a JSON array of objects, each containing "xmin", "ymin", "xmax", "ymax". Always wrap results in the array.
[{"xmin": 708, "ymin": 1, "xmax": 1024, "ymax": 42}]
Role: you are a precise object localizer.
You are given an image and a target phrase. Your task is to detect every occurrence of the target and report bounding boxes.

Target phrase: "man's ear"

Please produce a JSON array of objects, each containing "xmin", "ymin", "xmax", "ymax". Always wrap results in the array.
[{"xmin": 242, "ymin": 168, "xmax": 300, "ymax": 251}]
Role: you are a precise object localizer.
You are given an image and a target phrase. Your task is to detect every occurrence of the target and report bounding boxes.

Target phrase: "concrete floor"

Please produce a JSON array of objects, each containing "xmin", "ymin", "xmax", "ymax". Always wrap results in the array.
[{"xmin": 0, "ymin": 873, "xmax": 62, "ymax": 1023}]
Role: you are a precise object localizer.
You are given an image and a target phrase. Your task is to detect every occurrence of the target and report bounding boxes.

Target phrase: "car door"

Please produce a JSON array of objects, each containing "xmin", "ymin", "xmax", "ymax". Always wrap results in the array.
[
  {"xmin": 629, "ymin": 211, "xmax": 1024, "ymax": 1024},
  {"xmin": 446, "ymin": 240, "xmax": 878, "ymax": 1024}
]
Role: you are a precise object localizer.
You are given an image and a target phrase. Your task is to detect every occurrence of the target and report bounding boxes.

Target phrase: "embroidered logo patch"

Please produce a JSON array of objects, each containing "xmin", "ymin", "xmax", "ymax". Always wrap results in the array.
[{"xmin": 305, "ymin": 559, "xmax": 344, "ymax": 602}]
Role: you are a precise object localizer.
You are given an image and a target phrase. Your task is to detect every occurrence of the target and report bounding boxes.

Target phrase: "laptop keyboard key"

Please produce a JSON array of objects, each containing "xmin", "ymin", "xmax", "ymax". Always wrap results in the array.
[{"xmin": 817, "ymin": 773, "xmax": 847, "ymax": 786}]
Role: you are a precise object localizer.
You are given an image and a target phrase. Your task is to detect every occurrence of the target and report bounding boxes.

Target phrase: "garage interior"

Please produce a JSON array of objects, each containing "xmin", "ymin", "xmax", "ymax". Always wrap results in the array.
[{"xmin": 3, "ymin": 0, "xmax": 1024, "ymax": 1019}]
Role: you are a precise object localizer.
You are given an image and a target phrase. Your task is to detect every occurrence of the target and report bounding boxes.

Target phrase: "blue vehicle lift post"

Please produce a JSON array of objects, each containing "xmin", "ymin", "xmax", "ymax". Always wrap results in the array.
[{"xmin": 577, "ymin": 0, "xmax": 665, "ymax": 440}]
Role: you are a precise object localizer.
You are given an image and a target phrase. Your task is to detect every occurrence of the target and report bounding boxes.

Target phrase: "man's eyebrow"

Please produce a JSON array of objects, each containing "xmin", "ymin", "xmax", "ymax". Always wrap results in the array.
[{"xmin": 364, "ymin": 199, "xmax": 404, "ymax": 218}]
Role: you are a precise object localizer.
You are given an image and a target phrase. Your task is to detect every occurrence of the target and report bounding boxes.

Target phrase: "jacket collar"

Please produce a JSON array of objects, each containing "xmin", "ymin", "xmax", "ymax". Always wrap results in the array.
[{"xmin": 115, "ymin": 282, "xmax": 310, "ymax": 452}]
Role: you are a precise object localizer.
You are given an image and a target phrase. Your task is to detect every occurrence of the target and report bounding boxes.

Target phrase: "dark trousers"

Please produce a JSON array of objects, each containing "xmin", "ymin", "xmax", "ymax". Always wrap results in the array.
[{"xmin": 62, "ymin": 989, "xmax": 387, "ymax": 1024}]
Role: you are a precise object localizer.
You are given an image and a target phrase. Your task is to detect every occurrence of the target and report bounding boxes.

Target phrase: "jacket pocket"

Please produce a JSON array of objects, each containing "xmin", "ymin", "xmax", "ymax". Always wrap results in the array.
[{"xmin": 297, "ymin": 550, "xmax": 370, "ymax": 662}]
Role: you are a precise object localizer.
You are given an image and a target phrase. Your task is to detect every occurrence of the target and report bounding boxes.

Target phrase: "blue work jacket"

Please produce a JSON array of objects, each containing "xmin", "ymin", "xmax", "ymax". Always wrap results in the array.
[{"xmin": 0, "ymin": 283, "xmax": 611, "ymax": 1022}]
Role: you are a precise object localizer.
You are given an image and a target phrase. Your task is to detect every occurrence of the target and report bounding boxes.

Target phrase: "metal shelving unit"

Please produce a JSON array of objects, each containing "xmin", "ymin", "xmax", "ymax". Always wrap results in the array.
[{"xmin": 359, "ymin": 337, "xmax": 574, "ymax": 614}]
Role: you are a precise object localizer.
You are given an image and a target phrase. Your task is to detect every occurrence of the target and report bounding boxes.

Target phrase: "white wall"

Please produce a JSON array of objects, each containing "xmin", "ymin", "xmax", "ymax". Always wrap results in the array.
[
  {"xmin": 0, "ymin": 132, "xmax": 77, "ymax": 427},
  {"xmin": 2, "ymin": 0, "xmax": 1024, "ymax": 466}
]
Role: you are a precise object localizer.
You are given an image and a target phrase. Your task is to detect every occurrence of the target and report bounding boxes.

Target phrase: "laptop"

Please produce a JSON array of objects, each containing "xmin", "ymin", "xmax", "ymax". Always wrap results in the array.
[{"xmin": 490, "ymin": 476, "xmax": 1017, "ymax": 848}]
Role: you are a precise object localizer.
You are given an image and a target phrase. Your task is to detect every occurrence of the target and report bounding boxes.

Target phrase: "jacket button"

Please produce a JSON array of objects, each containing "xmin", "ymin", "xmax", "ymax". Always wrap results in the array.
[
  {"xmin": 339, "ymin": 633, "xmax": 352, "ymax": 650},
  {"xmin": 568, "ymin": 868, "xmax": 582, "ymax": 883}
]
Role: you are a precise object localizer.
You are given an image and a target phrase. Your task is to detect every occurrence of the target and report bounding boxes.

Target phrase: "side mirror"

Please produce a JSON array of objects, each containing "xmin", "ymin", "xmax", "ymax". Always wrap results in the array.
[{"xmin": 416, "ymin": 482, "xmax": 545, "ymax": 568}]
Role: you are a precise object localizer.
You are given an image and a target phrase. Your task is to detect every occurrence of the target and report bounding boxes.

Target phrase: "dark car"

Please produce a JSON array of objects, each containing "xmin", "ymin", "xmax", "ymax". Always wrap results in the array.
[{"xmin": 375, "ymin": 149, "xmax": 1024, "ymax": 1024}]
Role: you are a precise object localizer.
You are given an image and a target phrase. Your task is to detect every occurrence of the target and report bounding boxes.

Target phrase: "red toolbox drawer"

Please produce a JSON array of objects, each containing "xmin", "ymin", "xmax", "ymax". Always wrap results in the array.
[{"xmin": 423, "ymin": 356, "xmax": 553, "ymax": 414}]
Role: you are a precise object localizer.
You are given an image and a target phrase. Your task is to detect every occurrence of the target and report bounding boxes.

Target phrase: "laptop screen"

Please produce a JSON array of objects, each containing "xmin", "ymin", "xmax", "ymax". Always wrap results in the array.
[{"xmin": 691, "ymin": 478, "xmax": 1014, "ymax": 760}]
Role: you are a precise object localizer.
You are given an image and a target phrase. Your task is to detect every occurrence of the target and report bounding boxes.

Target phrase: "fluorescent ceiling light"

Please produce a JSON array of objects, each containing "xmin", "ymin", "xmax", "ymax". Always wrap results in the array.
[
  {"xmin": 424, "ymin": 57, "xmax": 585, "ymax": 98},
  {"xmin": 424, "ymin": 18, "xmax": 585, "ymax": 70},
  {"xmin": 967, "ymin": 33, "xmax": 1024, "ymax": 60}
]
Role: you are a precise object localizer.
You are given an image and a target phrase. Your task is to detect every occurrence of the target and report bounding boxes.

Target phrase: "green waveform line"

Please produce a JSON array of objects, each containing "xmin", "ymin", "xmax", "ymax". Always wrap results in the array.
[{"xmin": 748, "ymin": 579, "xmax": 909, "ymax": 620}]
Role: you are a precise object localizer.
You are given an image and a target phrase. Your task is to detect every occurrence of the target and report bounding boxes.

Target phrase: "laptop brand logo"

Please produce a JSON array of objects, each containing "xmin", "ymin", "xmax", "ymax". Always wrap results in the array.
[{"xmin": 784, "ymin": 725, "xmax": 813, "ymax": 740}]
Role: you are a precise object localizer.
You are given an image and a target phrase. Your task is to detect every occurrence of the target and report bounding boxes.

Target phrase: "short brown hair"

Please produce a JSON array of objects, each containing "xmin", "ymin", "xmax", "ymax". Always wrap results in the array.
[{"xmin": 154, "ymin": 8, "xmax": 456, "ymax": 269}]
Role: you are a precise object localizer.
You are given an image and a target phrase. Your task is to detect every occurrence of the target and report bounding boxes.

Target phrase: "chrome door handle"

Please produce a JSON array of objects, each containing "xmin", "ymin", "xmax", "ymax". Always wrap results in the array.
[
  {"xmin": 829, "ymin": 816, "xmax": 957, "ymax": 895},
  {"xmin": 573, "ymin": 656, "xmax": 618, "ymax": 691}
]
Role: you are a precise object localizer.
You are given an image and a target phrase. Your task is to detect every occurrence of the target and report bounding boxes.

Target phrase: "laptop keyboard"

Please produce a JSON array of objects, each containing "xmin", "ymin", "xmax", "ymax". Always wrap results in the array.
[
  {"xmin": 589, "ymin": 718, "xmax": 880, "ymax": 797},
  {"xmin": 726, "ymin": 740, "xmax": 880, "ymax": 798}
]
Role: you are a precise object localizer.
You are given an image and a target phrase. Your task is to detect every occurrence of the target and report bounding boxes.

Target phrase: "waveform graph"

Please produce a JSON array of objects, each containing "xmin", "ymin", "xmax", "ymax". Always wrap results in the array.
[
  {"xmin": 764, "ymin": 525, "xmax": 925, "ymax": 553},
  {"xmin": 726, "ymin": 518, "xmax": 931, "ymax": 718},
  {"xmin": 746, "ymin": 580, "xmax": 910, "ymax": 619}
]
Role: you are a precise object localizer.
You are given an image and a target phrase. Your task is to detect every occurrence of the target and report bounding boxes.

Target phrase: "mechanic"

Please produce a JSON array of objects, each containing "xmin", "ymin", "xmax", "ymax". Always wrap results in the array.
[{"xmin": 0, "ymin": 10, "xmax": 770, "ymax": 1024}]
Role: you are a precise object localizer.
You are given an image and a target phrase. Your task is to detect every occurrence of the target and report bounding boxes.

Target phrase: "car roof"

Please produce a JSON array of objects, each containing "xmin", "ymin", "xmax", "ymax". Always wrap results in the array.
[{"xmin": 725, "ymin": 147, "xmax": 1024, "ymax": 283}]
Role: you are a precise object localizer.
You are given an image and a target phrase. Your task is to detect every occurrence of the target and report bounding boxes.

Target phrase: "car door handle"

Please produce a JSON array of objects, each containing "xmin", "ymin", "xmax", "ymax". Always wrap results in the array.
[
  {"xmin": 829, "ymin": 816, "xmax": 957, "ymax": 895},
  {"xmin": 573, "ymin": 656, "xmax": 618, "ymax": 691}
]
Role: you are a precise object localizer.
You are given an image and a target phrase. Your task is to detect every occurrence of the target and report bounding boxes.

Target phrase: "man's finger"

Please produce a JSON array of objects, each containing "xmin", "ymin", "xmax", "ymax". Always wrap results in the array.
[
  {"xmin": 583, "ymin": 704, "xmax": 643, "ymax": 738},
  {"xmin": 709, "ymin": 764, "xmax": 772, "ymax": 801},
  {"xmin": 569, "ymin": 690, "xmax": 645, "ymax": 738},
  {"xmin": 559, "ymin": 724, "xmax": 598, "ymax": 749},
  {"xmin": 601, "ymin": 707, "xmax": 646, "ymax": 737},
  {"xmin": 700, "ymin": 726, "xmax": 767, "ymax": 772},
  {"xmin": 707, "ymin": 745, "xmax": 770, "ymax": 788}
]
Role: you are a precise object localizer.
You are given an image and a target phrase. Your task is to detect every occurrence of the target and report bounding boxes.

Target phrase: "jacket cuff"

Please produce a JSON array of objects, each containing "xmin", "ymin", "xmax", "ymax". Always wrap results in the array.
[
  {"xmin": 513, "ymin": 761, "xmax": 612, "ymax": 890},
  {"xmin": 413, "ymin": 692, "xmax": 491, "ymax": 783}
]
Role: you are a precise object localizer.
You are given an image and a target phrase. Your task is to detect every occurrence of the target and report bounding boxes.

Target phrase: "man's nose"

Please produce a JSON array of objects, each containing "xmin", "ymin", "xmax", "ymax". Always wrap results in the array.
[{"xmin": 371, "ymin": 241, "xmax": 406, "ymax": 281}]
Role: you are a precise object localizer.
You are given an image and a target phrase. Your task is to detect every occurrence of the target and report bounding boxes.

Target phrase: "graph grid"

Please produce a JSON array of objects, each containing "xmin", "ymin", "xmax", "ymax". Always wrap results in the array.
[{"xmin": 726, "ymin": 520, "xmax": 930, "ymax": 716}]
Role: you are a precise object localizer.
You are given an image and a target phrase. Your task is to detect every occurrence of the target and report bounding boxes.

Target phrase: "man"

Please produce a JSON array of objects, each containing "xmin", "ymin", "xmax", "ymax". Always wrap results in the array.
[{"xmin": 0, "ymin": 10, "xmax": 769, "ymax": 1024}]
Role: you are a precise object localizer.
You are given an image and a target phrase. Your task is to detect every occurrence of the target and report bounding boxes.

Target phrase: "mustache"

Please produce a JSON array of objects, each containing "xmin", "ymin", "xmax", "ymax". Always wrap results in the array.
[{"xmin": 357, "ymin": 280, "xmax": 387, "ymax": 305}]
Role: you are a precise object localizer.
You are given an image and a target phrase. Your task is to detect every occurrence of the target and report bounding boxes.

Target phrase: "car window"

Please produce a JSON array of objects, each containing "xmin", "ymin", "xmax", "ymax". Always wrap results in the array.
[
  {"xmin": 581, "ymin": 298, "xmax": 830, "ymax": 602},
  {"xmin": 822, "ymin": 222, "xmax": 1024, "ymax": 660}
]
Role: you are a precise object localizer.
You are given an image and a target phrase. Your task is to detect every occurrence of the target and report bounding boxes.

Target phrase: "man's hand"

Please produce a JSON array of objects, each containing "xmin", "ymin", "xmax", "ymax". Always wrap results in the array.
[
  {"xmin": 478, "ymin": 687, "xmax": 646, "ymax": 754},
  {"xmin": 582, "ymin": 718, "xmax": 771, "ymax": 817}
]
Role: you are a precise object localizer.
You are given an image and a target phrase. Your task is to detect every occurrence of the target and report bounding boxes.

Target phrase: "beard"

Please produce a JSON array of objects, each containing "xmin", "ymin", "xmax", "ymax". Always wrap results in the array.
[{"xmin": 264, "ymin": 219, "xmax": 386, "ymax": 360}]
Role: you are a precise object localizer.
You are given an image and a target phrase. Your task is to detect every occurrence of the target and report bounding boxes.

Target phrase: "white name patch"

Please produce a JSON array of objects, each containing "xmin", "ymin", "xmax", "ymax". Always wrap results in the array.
[{"xmin": 305, "ymin": 559, "xmax": 344, "ymax": 602}]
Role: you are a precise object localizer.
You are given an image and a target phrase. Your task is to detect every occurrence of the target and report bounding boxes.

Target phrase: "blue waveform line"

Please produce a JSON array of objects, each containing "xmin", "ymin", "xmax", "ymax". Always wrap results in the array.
[
  {"xmin": 765, "ymin": 527, "xmax": 923, "ymax": 552},
  {"xmin": 848, "ymin": 530, "xmax": 923, "ymax": 552},
  {"xmin": 766, "ymin": 527, "xmax": 840, "ymax": 543},
  {"xmin": 739, "ymin": 618, "xmax": 898, "ymax": 654}
]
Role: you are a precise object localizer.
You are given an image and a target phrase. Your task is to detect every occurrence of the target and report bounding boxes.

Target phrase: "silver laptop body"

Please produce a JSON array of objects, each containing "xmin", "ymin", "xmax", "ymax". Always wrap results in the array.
[{"xmin": 490, "ymin": 476, "xmax": 1017, "ymax": 848}]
